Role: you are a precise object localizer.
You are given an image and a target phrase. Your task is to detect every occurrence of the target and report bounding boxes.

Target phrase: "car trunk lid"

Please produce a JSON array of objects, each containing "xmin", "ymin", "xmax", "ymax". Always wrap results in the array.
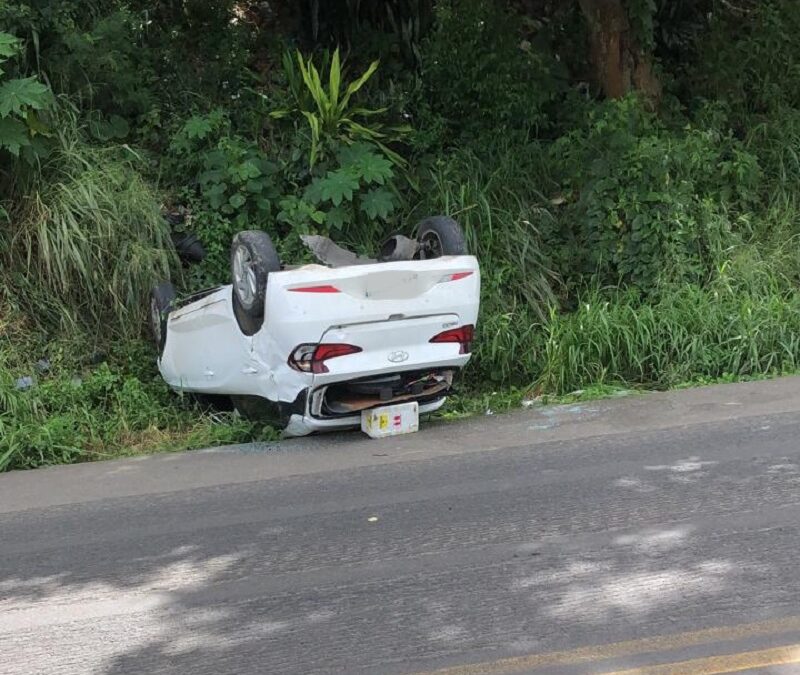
[{"xmin": 258, "ymin": 256, "xmax": 480, "ymax": 382}]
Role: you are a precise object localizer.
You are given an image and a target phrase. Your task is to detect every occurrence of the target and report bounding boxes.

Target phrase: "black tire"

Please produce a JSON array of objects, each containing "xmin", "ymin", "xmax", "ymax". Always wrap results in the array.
[
  {"xmin": 230, "ymin": 395, "xmax": 289, "ymax": 427},
  {"xmin": 171, "ymin": 232, "xmax": 207, "ymax": 264},
  {"xmin": 190, "ymin": 393, "xmax": 235, "ymax": 412},
  {"xmin": 149, "ymin": 281, "xmax": 177, "ymax": 355},
  {"xmin": 230, "ymin": 230, "xmax": 281, "ymax": 335},
  {"xmin": 416, "ymin": 216, "xmax": 468, "ymax": 259}
]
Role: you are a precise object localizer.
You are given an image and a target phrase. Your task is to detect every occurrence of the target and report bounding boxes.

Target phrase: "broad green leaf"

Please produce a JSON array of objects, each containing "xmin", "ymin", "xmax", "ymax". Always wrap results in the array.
[
  {"xmin": 316, "ymin": 169, "xmax": 360, "ymax": 206},
  {"xmin": 349, "ymin": 106, "xmax": 388, "ymax": 118},
  {"xmin": 297, "ymin": 51, "xmax": 329, "ymax": 118},
  {"xmin": 338, "ymin": 142, "xmax": 394, "ymax": 184},
  {"xmin": 183, "ymin": 115, "xmax": 213, "ymax": 139},
  {"xmin": 89, "ymin": 114, "xmax": 129, "ymax": 141},
  {"xmin": 0, "ymin": 33, "xmax": 19, "ymax": 59},
  {"xmin": 236, "ymin": 160, "xmax": 262, "ymax": 181},
  {"xmin": 228, "ymin": 193, "xmax": 246, "ymax": 209},
  {"xmin": 340, "ymin": 60, "xmax": 379, "ymax": 112},
  {"xmin": 357, "ymin": 153, "xmax": 393, "ymax": 185},
  {"xmin": 343, "ymin": 118, "xmax": 384, "ymax": 139},
  {"xmin": 329, "ymin": 48, "xmax": 341, "ymax": 109},
  {"xmin": 204, "ymin": 182, "xmax": 228, "ymax": 209},
  {"xmin": 203, "ymin": 149, "xmax": 228, "ymax": 170},
  {"xmin": 108, "ymin": 114, "xmax": 129, "ymax": 138},
  {"xmin": 301, "ymin": 110, "xmax": 322, "ymax": 165},
  {"xmin": 304, "ymin": 178, "xmax": 325, "ymax": 205},
  {"xmin": 257, "ymin": 158, "xmax": 280, "ymax": 176},
  {"xmin": 199, "ymin": 168, "xmax": 224, "ymax": 185},
  {"xmin": 360, "ymin": 187, "xmax": 395, "ymax": 220},
  {"xmin": 0, "ymin": 116, "xmax": 29, "ymax": 156},
  {"xmin": 325, "ymin": 205, "xmax": 349, "ymax": 230},
  {"xmin": 0, "ymin": 77, "xmax": 51, "ymax": 117},
  {"xmin": 245, "ymin": 179, "xmax": 264, "ymax": 193},
  {"xmin": 277, "ymin": 195, "xmax": 325, "ymax": 227},
  {"xmin": 336, "ymin": 141, "xmax": 371, "ymax": 167}
]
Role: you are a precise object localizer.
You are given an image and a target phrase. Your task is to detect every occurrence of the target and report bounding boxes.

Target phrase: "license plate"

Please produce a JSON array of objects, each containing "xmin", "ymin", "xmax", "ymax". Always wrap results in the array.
[{"xmin": 361, "ymin": 402, "xmax": 419, "ymax": 438}]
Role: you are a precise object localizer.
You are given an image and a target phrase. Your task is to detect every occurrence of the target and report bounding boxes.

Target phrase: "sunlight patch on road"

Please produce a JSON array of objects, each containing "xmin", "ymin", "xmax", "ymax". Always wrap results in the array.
[{"xmin": 541, "ymin": 563, "xmax": 732, "ymax": 622}]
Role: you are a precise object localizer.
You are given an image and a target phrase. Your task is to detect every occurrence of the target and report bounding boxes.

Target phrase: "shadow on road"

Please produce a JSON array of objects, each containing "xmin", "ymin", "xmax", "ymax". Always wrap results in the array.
[{"xmin": 2, "ymin": 422, "xmax": 800, "ymax": 674}]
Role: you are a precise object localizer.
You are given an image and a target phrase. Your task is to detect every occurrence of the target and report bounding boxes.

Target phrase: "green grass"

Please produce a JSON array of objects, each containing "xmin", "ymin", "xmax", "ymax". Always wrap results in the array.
[
  {"xmin": 4, "ymin": 258, "xmax": 800, "ymax": 471},
  {"xmin": 0, "ymin": 367, "xmax": 279, "ymax": 471},
  {"xmin": 0, "ymin": 321, "xmax": 279, "ymax": 472},
  {"xmin": 1, "ymin": 108, "xmax": 175, "ymax": 338}
]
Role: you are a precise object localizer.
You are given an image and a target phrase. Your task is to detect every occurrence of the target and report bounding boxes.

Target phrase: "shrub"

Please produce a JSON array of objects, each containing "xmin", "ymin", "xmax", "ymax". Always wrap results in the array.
[
  {"xmin": 278, "ymin": 141, "xmax": 400, "ymax": 247},
  {"xmin": 550, "ymin": 97, "xmax": 761, "ymax": 291},
  {"xmin": 417, "ymin": 0, "xmax": 564, "ymax": 144},
  {"xmin": 744, "ymin": 105, "xmax": 800, "ymax": 216},
  {"xmin": 412, "ymin": 144, "xmax": 559, "ymax": 384},
  {"xmin": 0, "ymin": 31, "xmax": 53, "ymax": 163},
  {"xmin": 271, "ymin": 48, "xmax": 409, "ymax": 167},
  {"xmin": 536, "ymin": 254, "xmax": 800, "ymax": 394},
  {"xmin": 166, "ymin": 108, "xmax": 283, "ymax": 286},
  {"xmin": 696, "ymin": 0, "xmax": 800, "ymax": 120},
  {"xmin": 0, "ymin": 352, "xmax": 273, "ymax": 472},
  {"xmin": 1, "ymin": 108, "xmax": 174, "ymax": 336}
]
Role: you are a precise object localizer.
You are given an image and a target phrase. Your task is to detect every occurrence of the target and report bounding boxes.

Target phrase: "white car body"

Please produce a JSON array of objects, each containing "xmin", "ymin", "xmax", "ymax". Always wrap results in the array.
[{"xmin": 157, "ymin": 255, "xmax": 481, "ymax": 435}]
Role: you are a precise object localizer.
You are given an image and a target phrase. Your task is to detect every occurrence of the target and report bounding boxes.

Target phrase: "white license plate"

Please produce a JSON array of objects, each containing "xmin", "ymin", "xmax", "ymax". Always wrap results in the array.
[{"xmin": 361, "ymin": 402, "xmax": 419, "ymax": 438}]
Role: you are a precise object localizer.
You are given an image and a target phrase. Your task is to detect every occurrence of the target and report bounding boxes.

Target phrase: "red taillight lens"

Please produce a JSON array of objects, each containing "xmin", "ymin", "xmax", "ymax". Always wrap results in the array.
[
  {"xmin": 288, "ymin": 343, "xmax": 362, "ymax": 374},
  {"xmin": 429, "ymin": 324, "xmax": 474, "ymax": 354},
  {"xmin": 439, "ymin": 271, "xmax": 474, "ymax": 283},
  {"xmin": 288, "ymin": 285, "xmax": 340, "ymax": 293}
]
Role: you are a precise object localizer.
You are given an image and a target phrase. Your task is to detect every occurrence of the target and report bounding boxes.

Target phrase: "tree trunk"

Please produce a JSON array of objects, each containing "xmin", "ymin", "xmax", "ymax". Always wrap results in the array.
[{"xmin": 578, "ymin": 0, "xmax": 661, "ymax": 103}]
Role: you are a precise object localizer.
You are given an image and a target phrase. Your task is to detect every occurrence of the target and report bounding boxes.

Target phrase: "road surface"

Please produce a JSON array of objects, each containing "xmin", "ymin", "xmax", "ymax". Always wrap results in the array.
[{"xmin": 3, "ymin": 378, "xmax": 800, "ymax": 674}]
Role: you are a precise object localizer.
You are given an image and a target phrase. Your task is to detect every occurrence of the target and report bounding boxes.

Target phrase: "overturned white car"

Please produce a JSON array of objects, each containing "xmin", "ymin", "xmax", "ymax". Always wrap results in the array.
[{"xmin": 149, "ymin": 216, "xmax": 481, "ymax": 437}]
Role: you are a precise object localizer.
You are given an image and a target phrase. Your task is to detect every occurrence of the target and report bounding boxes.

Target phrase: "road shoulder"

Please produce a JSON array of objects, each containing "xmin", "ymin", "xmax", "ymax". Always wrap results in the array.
[{"xmin": 2, "ymin": 376, "xmax": 800, "ymax": 513}]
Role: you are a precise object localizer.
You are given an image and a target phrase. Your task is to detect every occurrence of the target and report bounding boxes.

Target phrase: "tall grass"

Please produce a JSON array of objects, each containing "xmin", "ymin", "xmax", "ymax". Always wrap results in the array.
[
  {"xmin": 413, "ymin": 143, "xmax": 559, "ymax": 317},
  {"xmin": 409, "ymin": 144, "xmax": 559, "ymax": 385},
  {"xmin": 411, "ymin": 133, "xmax": 800, "ymax": 394},
  {"xmin": 538, "ymin": 291, "xmax": 800, "ymax": 394},
  {"xmin": 1, "ymin": 109, "xmax": 175, "ymax": 337},
  {"xmin": 0, "ymin": 334, "xmax": 277, "ymax": 472}
]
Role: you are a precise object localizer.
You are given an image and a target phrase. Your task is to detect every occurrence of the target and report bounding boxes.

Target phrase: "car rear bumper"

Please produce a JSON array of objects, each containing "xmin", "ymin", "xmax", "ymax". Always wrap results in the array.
[{"xmin": 283, "ymin": 396, "xmax": 447, "ymax": 437}]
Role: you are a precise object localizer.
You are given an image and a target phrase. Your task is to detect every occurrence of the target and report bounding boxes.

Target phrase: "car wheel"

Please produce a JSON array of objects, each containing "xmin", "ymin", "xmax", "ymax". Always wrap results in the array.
[
  {"xmin": 416, "ymin": 216, "xmax": 468, "ymax": 259},
  {"xmin": 231, "ymin": 395, "xmax": 288, "ymax": 427},
  {"xmin": 149, "ymin": 281, "xmax": 177, "ymax": 356},
  {"xmin": 230, "ymin": 230, "xmax": 281, "ymax": 335}
]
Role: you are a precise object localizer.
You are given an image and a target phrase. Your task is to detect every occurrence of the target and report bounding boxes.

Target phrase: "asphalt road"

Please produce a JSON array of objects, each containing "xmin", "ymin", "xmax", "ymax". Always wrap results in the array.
[{"xmin": 3, "ymin": 378, "xmax": 800, "ymax": 675}]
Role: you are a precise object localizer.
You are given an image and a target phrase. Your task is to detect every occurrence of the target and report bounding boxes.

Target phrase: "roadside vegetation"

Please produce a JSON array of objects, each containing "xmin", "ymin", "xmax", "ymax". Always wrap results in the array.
[{"xmin": 2, "ymin": 0, "xmax": 800, "ymax": 470}]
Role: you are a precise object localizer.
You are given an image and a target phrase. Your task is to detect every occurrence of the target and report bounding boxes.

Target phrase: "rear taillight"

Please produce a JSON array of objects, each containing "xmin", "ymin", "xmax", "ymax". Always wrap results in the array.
[
  {"xmin": 438, "ymin": 271, "xmax": 474, "ymax": 283},
  {"xmin": 429, "ymin": 324, "xmax": 474, "ymax": 354},
  {"xmin": 288, "ymin": 285, "xmax": 341, "ymax": 293},
  {"xmin": 288, "ymin": 343, "xmax": 362, "ymax": 374}
]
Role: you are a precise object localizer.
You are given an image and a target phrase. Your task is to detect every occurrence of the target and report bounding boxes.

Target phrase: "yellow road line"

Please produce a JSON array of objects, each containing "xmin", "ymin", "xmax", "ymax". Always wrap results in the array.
[
  {"xmin": 412, "ymin": 616, "xmax": 800, "ymax": 675},
  {"xmin": 602, "ymin": 643, "xmax": 800, "ymax": 674}
]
